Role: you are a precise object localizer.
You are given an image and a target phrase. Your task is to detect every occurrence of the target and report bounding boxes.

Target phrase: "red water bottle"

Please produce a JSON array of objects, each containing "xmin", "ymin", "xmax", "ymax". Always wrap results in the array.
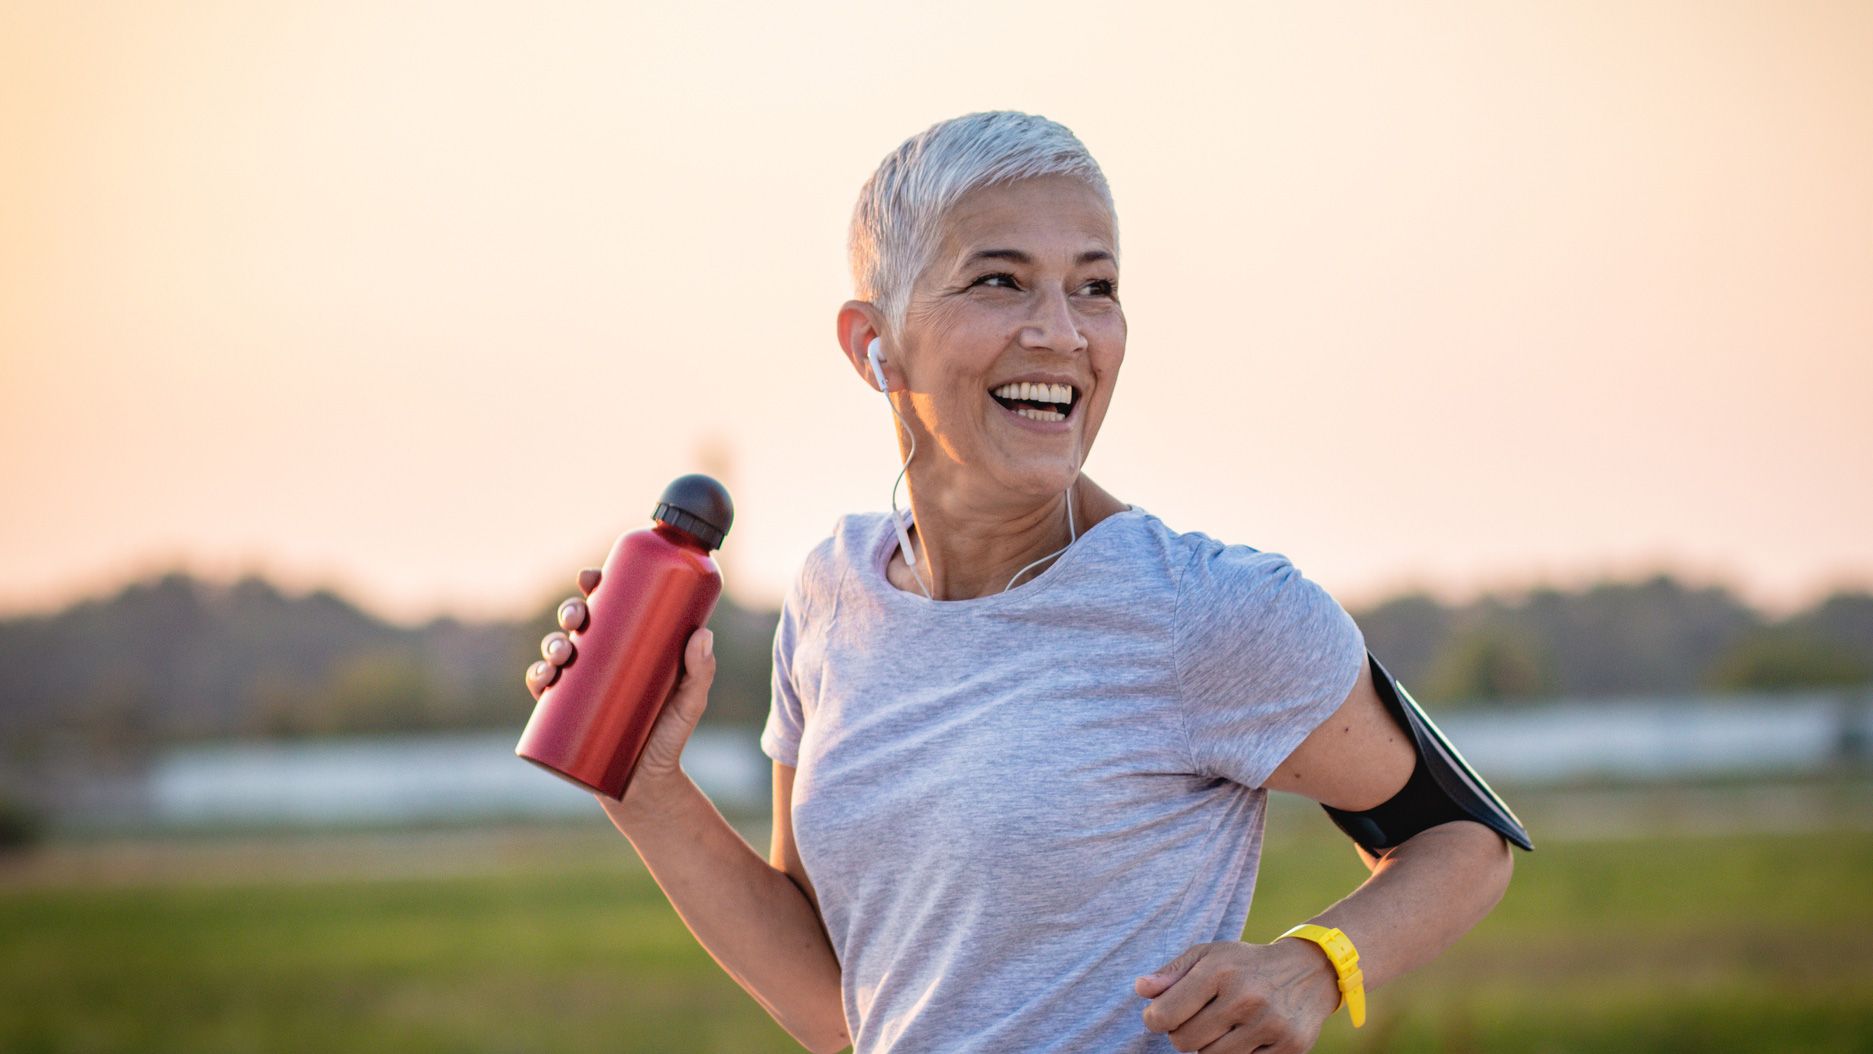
[{"xmin": 516, "ymin": 473, "xmax": 733, "ymax": 800}]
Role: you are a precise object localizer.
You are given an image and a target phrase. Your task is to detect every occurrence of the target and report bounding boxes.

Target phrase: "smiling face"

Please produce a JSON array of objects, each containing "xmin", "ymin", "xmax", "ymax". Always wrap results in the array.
[{"xmin": 891, "ymin": 175, "xmax": 1126, "ymax": 506}]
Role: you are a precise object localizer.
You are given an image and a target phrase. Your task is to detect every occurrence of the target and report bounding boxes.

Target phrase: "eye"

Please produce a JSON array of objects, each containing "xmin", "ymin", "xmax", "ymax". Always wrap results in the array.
[
  {"xmin": 969, "ymin": 272, "xmax": 1021, "ymax": 291},
  {"xmin": 1080, "ymin": 278, "xmax": 1118, "ymax": 298}
]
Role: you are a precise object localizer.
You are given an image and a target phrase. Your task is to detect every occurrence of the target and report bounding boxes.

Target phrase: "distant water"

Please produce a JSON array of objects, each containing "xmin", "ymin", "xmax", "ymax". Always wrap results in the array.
[
  {"xmin": 139, "ymin": 692, "xmax": 1870, "ymax": 827},
  {"xmin": 147, "ymin": 728, "xmax": 767, "ymax": 825},
  {"xmin": 1432, "ymin": 692, "xmax": 1870, "ymax": 782}
]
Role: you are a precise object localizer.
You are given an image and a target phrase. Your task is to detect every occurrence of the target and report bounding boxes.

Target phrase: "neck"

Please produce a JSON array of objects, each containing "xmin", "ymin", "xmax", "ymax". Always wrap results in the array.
[{"xmin": 895, "ymin": 473, "xmax": 1126, "ymax": 600}]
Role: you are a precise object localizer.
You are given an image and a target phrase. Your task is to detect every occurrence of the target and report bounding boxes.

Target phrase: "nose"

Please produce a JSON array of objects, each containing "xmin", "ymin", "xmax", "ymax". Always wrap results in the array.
[{"xmin": 1019, "ymin": 287, "xmax": 1088, "ymax": 355}]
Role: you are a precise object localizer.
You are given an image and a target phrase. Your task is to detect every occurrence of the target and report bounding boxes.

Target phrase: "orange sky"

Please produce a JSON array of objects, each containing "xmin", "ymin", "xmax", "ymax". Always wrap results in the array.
[{"xmin": 3, "ymin": 2, "xmax": 1869, "ymax": 625}]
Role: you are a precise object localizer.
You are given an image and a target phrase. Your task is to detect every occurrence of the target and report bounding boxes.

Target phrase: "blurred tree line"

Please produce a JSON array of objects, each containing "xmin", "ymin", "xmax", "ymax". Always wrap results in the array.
[
  {"xmin": 1358, "ymin": 575, "xmax": 1871, "ymax": 704},
  {"xmin": 0, "ymin": 569, "xmax": 1867, "ymax": 760}
]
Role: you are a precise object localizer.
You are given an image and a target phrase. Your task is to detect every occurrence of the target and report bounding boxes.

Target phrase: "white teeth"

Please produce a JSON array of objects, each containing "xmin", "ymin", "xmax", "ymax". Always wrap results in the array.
[
  {"xmin": 991, "ymin": 382, "xmax": 1076, "ymax": 406},
  {"xmin": 1015, "ymin": 407, "xmax": 1066, "ymax": 422}
]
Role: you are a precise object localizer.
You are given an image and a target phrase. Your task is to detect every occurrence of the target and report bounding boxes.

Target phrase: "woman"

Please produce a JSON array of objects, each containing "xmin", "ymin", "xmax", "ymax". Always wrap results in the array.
[{"xmin": 525, "ymin": 111, "xmax": 1516, "ymax": 1054}]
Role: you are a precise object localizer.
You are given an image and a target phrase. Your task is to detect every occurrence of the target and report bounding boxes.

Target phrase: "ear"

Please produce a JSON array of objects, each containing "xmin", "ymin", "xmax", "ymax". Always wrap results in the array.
[{"xmin": 836, "ymin": 300, "xmax": 892, "ymax": 392}]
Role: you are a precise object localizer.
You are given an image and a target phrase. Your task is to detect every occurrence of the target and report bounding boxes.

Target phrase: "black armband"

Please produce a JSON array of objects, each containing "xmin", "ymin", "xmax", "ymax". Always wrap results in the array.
[{"xmin": 1321, "ymin": 652, "xmax": 1535, "ymax": 853}]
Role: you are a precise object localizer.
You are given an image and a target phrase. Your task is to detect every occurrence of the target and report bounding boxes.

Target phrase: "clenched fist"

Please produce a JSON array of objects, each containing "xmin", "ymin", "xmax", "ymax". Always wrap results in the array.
[{"xmin": 1134, "ymin": 938, "xmax": 1342, "ymax": 1053}]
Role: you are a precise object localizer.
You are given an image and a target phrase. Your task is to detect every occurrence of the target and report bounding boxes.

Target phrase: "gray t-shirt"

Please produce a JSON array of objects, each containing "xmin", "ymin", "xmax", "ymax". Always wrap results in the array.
[{"xmin": 760, "ymin": 506, "xmax": 1366, "ymax": 1054}]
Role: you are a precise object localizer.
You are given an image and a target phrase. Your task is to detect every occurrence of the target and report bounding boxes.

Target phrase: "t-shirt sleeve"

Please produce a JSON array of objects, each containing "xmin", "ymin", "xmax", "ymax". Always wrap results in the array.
[
  {"xmin": 759, "ymin": 571, "xmax": 809, "ymax": 767},
  {"xmin": 1173, "ymin": 541, "xmax": 1367, "ymax": 788}
]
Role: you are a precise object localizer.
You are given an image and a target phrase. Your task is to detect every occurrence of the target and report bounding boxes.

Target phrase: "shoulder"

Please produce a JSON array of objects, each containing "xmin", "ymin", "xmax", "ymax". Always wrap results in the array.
[
  {"xmin": 819, "ymin": 511, "xmax": 893, "ymax": 583},
  {"xmin": 1159, "ymin": 519, "xmax": 1369, "ymax": 782},
  {"xmin": 1074, "ymin": 506, "xmax": 1205, "ymax": 585},
  {"xmin": 1178, "ymin": 537, "xmax": 1318, "ymax": 607},
  {"xmin": 1069, "ymin": 507, "xmax": 1319, "ymax": 607},
  {"xmin": 1151, "ymin": 518, "xmax": 1355, "ymax": 646},
  {"xmin": 784, "ymin": 511, "xmax": 891, "ymax": 615},
  {"xmin": 1115, "ymin": 508, "xmax": 1298, "ymax": 597}
]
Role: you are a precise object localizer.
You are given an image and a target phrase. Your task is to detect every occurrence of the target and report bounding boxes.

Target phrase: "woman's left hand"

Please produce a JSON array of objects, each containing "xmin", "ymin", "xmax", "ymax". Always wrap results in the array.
[{"xmin": 1134, "ymin": 939, "xmax": 1342, "ymax": 1053}]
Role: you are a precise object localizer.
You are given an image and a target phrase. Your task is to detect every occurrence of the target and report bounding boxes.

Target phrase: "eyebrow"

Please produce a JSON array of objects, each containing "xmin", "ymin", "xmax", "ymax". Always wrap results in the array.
[{"xmin": 962, "ymin": 248, "xmax": 1115, "ymax": 267}]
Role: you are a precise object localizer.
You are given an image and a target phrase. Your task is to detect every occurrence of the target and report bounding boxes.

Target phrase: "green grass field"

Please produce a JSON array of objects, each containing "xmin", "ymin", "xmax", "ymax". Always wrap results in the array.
[{"xmin": 3, "ymin": 805, "xmax": 1871, "ymax": 1053}]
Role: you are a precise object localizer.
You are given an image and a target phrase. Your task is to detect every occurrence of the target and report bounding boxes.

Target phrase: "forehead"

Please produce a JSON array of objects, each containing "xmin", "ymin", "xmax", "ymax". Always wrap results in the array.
[{"xmin": 932, "ymin": 175, "xmax": 1117, "ymax": 267}]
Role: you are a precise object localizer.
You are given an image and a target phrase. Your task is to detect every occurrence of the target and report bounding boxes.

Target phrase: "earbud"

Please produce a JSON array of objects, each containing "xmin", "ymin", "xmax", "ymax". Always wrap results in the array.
[
  {"xmin": 868, "ymin": 334, "xmax": 926, "ymax": 587},
  {"xmin": 866, "ymin": 337, "xmax": 889, "ymax": 393}
]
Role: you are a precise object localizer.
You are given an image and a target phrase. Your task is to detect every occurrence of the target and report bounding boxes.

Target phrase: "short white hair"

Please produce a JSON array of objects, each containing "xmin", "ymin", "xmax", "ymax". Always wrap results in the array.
[{"xmin": 849, "ymin": 111, "xmax": 1117, "ymax": 332}]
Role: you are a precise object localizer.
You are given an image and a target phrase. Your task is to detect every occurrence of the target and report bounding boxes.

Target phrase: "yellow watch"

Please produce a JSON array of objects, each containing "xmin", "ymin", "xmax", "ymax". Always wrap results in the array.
[{"xmin": 1276, "ymin": 924, "xmax": 1366, "ymax": 1028}]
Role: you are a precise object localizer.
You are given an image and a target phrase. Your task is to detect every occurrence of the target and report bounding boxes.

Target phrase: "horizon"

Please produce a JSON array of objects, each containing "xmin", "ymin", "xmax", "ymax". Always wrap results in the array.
[{"xmin": 21, "ymin": 554, "xmax": 1863, "ymax": 633}]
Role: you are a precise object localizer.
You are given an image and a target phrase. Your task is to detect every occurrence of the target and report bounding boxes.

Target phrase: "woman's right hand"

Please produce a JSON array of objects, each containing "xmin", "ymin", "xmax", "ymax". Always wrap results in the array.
[
  {"xmin": 528, "ymin": 574, "xmax": 840, "ymax": 1052},
  {"xmin": 525, "ymin": 568, "xmax": 718, "ymax": 813}
]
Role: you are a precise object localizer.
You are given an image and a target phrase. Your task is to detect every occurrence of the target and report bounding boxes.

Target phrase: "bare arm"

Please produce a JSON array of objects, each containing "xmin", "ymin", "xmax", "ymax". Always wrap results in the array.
[
  {"xmin": 600, "ymin": 755, "xmax": 849, "ymax": 1053},
  {"xmin": 1137, "ymin": 658, "xmax": 1513, "ymax": 1053},
  {"xmin": 529, "ymin": 573, "xmax": 849, "ymax": 1053},
  {"xmin": 1267, "ymin": 657, "xmax": 1515, "ymax": 991}
]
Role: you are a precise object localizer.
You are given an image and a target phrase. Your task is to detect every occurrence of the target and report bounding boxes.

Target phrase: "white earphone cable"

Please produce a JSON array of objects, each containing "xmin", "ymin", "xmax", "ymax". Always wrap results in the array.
[
  {"xmin": 875, "ymin": 338, "xmax": 1079, "ymax": 598},
  {"xmin": 1003, "ymin": 485, "xmax": 1076, "ymax": 593},
  {"xmin": 884, "ymin": 395, "xmax": 935, "ymax": 600}
]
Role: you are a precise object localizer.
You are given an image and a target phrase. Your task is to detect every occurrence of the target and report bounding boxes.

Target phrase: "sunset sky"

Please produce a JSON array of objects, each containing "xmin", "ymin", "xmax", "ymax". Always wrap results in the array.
[{"xmin": 3, "ymin": 2, "xmax": 1868, "ymax": 626}]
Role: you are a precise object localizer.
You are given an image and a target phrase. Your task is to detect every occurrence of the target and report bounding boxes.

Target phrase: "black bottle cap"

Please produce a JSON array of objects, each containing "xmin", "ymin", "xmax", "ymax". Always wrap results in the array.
[{"xmin": 652, "ymin": 473, "xmax": 734, "ymax": 551}]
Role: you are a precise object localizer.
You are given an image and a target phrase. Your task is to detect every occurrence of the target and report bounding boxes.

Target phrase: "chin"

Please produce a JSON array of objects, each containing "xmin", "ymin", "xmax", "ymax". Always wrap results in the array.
[{"xmin": 994, "ymin": 461, "xmax": 1082, "ymax": 498}]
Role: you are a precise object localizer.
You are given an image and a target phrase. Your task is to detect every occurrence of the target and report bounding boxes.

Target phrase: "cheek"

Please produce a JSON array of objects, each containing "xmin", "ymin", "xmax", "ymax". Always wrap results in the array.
[
  {"xmin": 904, "ymin": 303, "xmax": 1000, "ymax": 386},
  {"xmin": 1092, "ymin": 320, "xmax": 1126, "ymax": 381}
]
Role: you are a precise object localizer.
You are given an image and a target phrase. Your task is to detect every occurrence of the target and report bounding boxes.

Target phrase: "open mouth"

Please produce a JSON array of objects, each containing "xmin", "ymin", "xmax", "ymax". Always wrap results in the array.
[{"xmin": 989, "ymin": 382, "xmax": 1079, "ymax": 423}]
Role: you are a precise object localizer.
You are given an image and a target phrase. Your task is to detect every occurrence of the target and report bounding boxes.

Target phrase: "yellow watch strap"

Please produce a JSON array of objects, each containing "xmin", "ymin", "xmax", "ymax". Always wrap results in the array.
[{"xmin": 1276, "ymin": 923, "xmax": 1366, "ymax": 1029}]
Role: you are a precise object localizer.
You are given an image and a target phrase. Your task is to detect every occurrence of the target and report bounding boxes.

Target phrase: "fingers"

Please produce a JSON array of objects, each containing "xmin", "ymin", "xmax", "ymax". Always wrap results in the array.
[
  {"xmin": 1144, "ymin": 941, "xmax": 1321, "ymax": 1054},
  {"xmin": 528, "ymin": 625, "xmax": 576, "ymax": 700},
  {"xmin": 1197, "ymin": 1020, "xmax": 1303, "ymax": 1054},
  {"xmin": 1137, "ymin": 943, "xmax": 1207, "ymax": 998},
  {"xmin": 624, "ymin": 627, "xmax": 717, "ymax": 780},
  {"xmin": 1140, "ymin": 945, "xmax": 1220, "ymax": 1034},
  {"xmin": 524, "ymin": 569, "xmax": 599, "ymax": 701},
  {"xmin": 1172, "ymin": 999, "xmax": 1261, "ymax": 1053},
  {"xmin": 524, "ymin": 659, "xmax": 556, "ymax": 699},
  {"xmin": 557, "ymin": 596, "xmax": 588, "ymax": 633},
  {"xmin": 1195, "ymin": 1025, "xmax": 1271, "ymax": 1054},
  {"xmin": 665, "ymin": 627, "xmax": 717, "ymax": 724}
]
